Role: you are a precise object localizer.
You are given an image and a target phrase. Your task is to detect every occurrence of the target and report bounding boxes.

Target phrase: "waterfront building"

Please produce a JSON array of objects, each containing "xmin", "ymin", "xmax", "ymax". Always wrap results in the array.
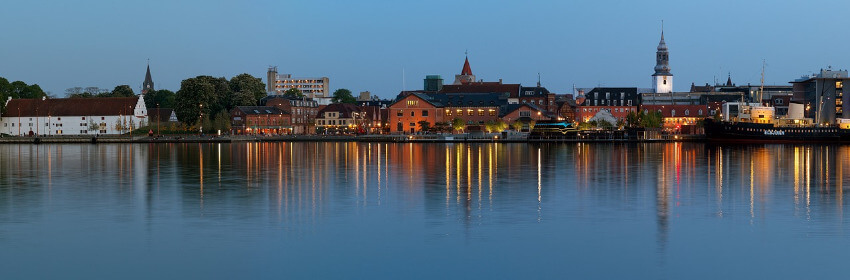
[
  {"xmin": 357, "ymin": 99, "xmax": 391, "ymax": 134},
  {"xmin": 387, "ymin": 93, "xmax": 443, "ymax": 133},
  {"xmin": 315, "ymin": 103, "xmax": 365, "ymax": 134},
  {"xmin": 518, "ymin": 86, "xmax": 557, "ymax": 114},
  {"xmin": 499, "ymin": 103, "xmax": 552, "ymax": 125},
  {"xmin": 555, "ymin": 97, "xmax": 578, "ymax": 122},
  {"xmin": 230, "ymin": 106, "xmax": 291, "ymax": 135},
  {"xmin": 1, "ymin": 95, "xmax": 148, "ymax": 136},
  {"xmin": 266, "ymin": 66, "xmax": 330, "ymax": 100},
  {"xmin": 142, "ymin": 63, "xmax": 154, "ymax": 94},
  {"xmin": 261, "ymin": 96, "xmax": 319, "ymax": 134},
  {"xmin": 791, "ymin": 68, "xmax": 850, "ymax": 124},
  {"xmin": 640, "ymin": 104, "xmax": 708, "ymax": 134},
  {"xmin": 576, "ymin": 87, "xmax": 640, "ymax": 123},
  {"xmin": 652, "ymin": 29, "xmax": 673, "ymax": 93}
]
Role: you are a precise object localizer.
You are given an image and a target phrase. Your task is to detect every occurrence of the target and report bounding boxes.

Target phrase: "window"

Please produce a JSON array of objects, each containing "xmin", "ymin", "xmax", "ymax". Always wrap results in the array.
[
  {"xmin": 671, "ymin": 109, "xmax": 676, "ymax": 117},
  {"xmin": 397, "ymin": 110, "xmax": 403, "ymax": 117},
  {"xmin": 82, "ymin": 117, "xmax": 86, "ymax": 120},
  {"xmin": 605, "ymin": 92, "xmax": 610, "ymax": 99},
  {"xmin": 422, "ymin": 110, "xmax": 428, "ymax": 117},
  {"xmin": 699, "ymin": 109, "xmax": 703, "ymax": 115},
  {"xmin": 396, "ymin": 123, "xmax": 403, "ymax": 131},
  {"xmin": 685, "ymin": 109, "xmax": 690, "ymax": 116},
  {"xmin": 409, "ymin": 122, "xmax": 415, "ymax": 127},
  {"xmin": 456, "ymin": 109, "xmax": 462, "ymax": 115},
  {"xmin": 410, "ymin": 111, "xmax": 415, "ymax": 117},
  {"xmin": 478, "ymin": 109, "xmax": 484, "ymax": 116},
  {"xmin": 520, "ymin": 111, "xmax": 531, "ymax": 117},
  {"xmin": 489, "ymin": 109, "xmax": 496, "ymax": 116},
  {"xmin": 628, "ymin": 100, "xmax": 632, "ymax": 106},
  {"xmin": 467, "ymin": 109, "xmax": 473, "ymax": 116},
  {"xmin": 446, "ymin": 110, "xmax": 452, "ymax": 116},
  {"xmin": 525, "ymin": 91, "xmax": 534, "ymax": 96},
  {"xmin": 406, "ymin": 100, "xmax": 418, "ymax": 106}
]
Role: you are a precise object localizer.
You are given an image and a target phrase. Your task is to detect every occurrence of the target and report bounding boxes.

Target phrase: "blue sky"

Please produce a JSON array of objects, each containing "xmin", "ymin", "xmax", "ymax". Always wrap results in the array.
[{"xmin": 1, "ymin": 0, "xmax": 848, "ymax": 98}]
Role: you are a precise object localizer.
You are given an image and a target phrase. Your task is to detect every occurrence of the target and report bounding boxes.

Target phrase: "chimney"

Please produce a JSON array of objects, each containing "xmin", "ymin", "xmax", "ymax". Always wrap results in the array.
[{"xmin": 499, "ymin": 79, "xmax": 502, "ymax": 84}]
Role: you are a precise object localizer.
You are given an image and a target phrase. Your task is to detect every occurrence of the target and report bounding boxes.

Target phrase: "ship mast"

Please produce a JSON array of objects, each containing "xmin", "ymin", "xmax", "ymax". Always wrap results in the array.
[{"xmin": 759, "ymin": 60, "xmax": 765, "ymax": 105}]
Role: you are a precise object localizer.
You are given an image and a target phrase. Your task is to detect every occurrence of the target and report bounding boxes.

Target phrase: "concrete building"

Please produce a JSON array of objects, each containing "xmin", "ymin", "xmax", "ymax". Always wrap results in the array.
[
  {"xmin": 1, "ymin": 95, "xmax": 148, "ymax": 136},
  {"xmin": 266, "ymin": 66, "xmax": 330, "ymax": 98},
  {"xmin": 791, "ymin": 68, "xmax": 850, "ymax": 124}
]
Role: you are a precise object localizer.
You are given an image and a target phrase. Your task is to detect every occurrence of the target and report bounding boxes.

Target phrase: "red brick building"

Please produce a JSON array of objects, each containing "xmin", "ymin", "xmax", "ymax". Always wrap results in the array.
[{"xmin": 230, "ymin": 106, "xmax": 291, "ymax": 135}]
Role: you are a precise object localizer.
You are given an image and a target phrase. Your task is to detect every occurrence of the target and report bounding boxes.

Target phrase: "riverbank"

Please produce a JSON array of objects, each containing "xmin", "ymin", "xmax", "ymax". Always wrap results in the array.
[{"xmin": 0, "ymin": 133, "xmax": 705, "ymax": 144}]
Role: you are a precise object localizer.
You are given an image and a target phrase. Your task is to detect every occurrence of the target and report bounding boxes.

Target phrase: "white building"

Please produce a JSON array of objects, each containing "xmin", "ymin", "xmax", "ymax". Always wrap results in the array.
[
  {"xmin": 266, "ymin": 66, "xmax": 330, "ymax": 98},
  {"xmin": 652, "ymin": 29, "xmax": 673, "ymax": 94},
  {"xmin": 1, "ymin": 95, "xmax": 148, "ymax": 136}
]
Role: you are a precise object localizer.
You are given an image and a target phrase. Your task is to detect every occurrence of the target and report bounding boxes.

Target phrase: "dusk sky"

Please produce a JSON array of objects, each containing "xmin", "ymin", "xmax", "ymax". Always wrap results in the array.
[{"xmin": 1, "ymin": 0, "xmax": 848, "ymax": 98}]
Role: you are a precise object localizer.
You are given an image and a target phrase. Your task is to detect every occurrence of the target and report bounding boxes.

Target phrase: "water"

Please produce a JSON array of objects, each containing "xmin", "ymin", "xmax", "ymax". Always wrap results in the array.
[{"xmin": 1, "ymin": 142, "xmax": 849, "ymax": 279}]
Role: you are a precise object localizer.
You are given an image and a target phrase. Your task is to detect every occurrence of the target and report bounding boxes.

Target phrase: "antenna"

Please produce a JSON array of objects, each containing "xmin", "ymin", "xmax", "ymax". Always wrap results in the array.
[
  {"xmin": 537, "ymin": 72, "xmax": 541, "ymax": 87},
  {"xmin": 402, "ymin": 67, "xmax": 405, "ymax": 92}
]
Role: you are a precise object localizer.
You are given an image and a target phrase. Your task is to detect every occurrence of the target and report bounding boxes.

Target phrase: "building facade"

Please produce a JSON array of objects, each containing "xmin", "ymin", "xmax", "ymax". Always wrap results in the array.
[
  {"xmin": 1, "ymin": 95, "xmax": 148, "ymax": 136},
  {"xmin": 230, "ymin": 106, "xmax": 291, "ymax": 135},
  {"xmin": 791, "ymin": 68, "xmax": 850, "ymax": 124},
  {"xmin": 266, "ymin": 66, "xmax": 329, "ymax": 98},
  {"xmin": 315, "ymin": 103, "xmax": 365, "ymax": 134},
  {"xmin": 261, "ymin": 96, "xmax": 319, "ymax": 134}
]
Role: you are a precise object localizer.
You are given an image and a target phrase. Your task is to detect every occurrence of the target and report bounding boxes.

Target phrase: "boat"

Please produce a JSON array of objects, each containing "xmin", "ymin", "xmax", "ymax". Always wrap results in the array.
[{"xmin": 704, "ymin": 62, "xmax": 850, "ymax": 142}]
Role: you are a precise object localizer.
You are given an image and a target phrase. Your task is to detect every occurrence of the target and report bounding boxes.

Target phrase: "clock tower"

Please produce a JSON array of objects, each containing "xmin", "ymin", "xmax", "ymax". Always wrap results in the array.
[{"xmin": 652, "ymin": 28, "xmax": 673, "ymax": 93}]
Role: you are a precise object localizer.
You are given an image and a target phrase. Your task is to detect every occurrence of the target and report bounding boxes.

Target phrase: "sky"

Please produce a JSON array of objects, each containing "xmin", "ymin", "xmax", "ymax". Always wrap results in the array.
[{"xmin": 1, "ymin": 0, "xmax": 849, "ymax": 99}]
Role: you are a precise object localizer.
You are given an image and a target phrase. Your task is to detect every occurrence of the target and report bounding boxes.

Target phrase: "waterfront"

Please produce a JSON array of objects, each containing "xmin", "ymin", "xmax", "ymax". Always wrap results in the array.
[{"xmin": 2, "ymin": 142, "xmax": 850, "ymax": 279}]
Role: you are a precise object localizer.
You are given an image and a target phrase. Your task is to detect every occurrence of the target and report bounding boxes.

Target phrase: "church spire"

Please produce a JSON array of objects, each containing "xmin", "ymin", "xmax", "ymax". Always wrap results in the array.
[
  {"xmin": 461, "ymin": 55, "xmax": 473, "ymax": 76},
  {"xmin": 652, "ymin": 22, "xmax": 673, "ymax": 93},
  {"xmin": 143, "ymin": 60, "xmax": 154, "ymax": 94}
]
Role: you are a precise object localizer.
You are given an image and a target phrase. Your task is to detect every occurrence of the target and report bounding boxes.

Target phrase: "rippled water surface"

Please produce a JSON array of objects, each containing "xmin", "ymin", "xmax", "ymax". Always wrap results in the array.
[{"xmin": 2, "ymin": 142, "xmax": 850, "ymax": 279}]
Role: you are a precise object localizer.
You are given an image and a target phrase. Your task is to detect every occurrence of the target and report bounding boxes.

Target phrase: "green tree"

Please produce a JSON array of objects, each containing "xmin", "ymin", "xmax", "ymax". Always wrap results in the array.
[
  {"xmin": 451, "ymin": 118, "xmax": 466, "ymax": 133},
  {"xmin": 228, "ymin": 73, "xmax": 266, "ymax": 107},
  {"xmin": 109, "ymin": 85, "xmax": 135, "ymax": 97},
  {"xmin": 331, "ymin": 88, "xmax": 356, "ymax": 104},
  {"xmin": 597, "ymin": 119, "xmax": 614, "ymax": 129},
  {"xmin": 283, "ymin": 88, "xmax": 304, "ymax": 99},
  {"xmin": 174, "ymin": 76, "xmax": 231, "ymax": 126},
  {"xmin": 144, "ymin": 89, "xmax": 177, "ymax": 109},
  {"xmin": 212, "ymin": 110, "xmax": 232, "ymax": 133}
]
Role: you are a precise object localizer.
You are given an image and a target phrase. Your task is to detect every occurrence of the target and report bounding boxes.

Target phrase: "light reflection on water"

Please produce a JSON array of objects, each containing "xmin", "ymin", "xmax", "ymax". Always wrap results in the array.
[{"xmin": 1, "ymin": 142, "xmax": 850, "ymax": 279}]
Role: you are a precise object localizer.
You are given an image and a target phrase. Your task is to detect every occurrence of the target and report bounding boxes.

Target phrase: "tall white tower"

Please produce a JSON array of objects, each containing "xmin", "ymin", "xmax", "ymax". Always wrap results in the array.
[{"xmin": 652, "ymin": 28, "xmax": 673, "ymax": 93}]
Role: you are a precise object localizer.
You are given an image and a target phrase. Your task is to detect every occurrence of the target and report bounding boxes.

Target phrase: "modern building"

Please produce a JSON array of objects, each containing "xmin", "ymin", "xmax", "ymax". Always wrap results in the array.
[
  {"xmin": 791, "ymin": 68, "xmax": 850, "ymax": 124},
  {"xmin": 266, "ymin": 66, "xmax": 330, "ymax": 98},
  {"xmin": 652, "ymin": 29, "xmax": 673, "ymax": 93},
  {"xmin": 1, "ymin": 95, "xmax": 148, "ymax": 136}
]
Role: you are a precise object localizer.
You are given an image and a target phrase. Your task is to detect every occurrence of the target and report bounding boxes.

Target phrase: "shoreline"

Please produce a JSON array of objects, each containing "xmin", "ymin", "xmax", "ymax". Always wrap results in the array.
[{"xmin": 0, "ymin": 134, "xmax": 702, "ymax": 144}]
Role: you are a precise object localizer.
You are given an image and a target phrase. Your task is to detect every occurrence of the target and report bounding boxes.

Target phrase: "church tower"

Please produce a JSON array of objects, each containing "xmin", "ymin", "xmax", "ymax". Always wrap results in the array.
[
  {"xmin": 453, "ymin": 55, "xmax": 476, "ymax": 85},
  {"xmin": 652, "ymin": 27, "xmax": 673, "ymax": 93},
  {"xmin": 142, "ymin": 62, "xmax": 154, "ymax": 94}
]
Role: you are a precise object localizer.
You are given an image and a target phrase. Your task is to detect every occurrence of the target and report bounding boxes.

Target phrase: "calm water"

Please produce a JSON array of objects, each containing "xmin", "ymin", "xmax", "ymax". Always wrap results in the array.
[{"xmin": 1, "ymin": 142, "xmax": 850, "ymax": 279}]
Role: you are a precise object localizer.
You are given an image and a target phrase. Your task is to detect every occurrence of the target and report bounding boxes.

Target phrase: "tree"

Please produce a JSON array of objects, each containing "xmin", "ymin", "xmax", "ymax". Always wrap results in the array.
[
  {"xmin": 485, "ymin": 120, "xmax": 507, "ymax": 133},
  {"xmin": 626, "ymin": 111, "xmax": 639, "ymax": 128},
  {"xmin": 283, "ymin": 88, "xmax": 303, "ymax": 99},
  {"xmin": 597, "ymin": 119, "xmax": 614, "ymax": 129},
  {"xmin": 110, "ymin": 85, "xmax": 135, "ymax": 97},
  {"xmin": 640, "ymin": 111, "xmax": 663, "ymax": 128},
  {"xmin": 174, "ymin": 76, "xmax": 229, "ymax": 126},
  {"xmin": 229, "ymin": 73, "xmax": 266, "ymax": 106},
  {"xmin": 511, "ymin": 121, "xmax": 523, "ymax": 131},
  {"xmin": 144, "ymin": 89, "xmax": 176, "ymax": 109},
  {"xmin": 212, "ymin": 110, "xmax": 232, "ymax": 133},
  {"xmin": 451, "ymin": 118, "xmax": 466, "ymax": 133},
  {"xmin": 417, "ymin": 120, "xmax": 430, "ymax": 132},
  {"xmin": 331, "ymin": 88, "xmax": 356, "ymax": 104}
]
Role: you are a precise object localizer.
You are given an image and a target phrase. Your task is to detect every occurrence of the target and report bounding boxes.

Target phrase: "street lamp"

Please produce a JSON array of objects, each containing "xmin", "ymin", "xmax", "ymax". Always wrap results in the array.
[
  {"xmin": 156, "ymin": 103, "xmax": 160, "ymax": 136},
  {"xmin": 199, "ymin": 103, "xmax": 203, "ymax": 135}
]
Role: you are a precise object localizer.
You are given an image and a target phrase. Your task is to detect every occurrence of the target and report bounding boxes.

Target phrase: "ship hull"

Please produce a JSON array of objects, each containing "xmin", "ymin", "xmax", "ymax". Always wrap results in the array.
[{"xmin": 703, "ymin": 119, "xmax": 850, "ymax": 143}]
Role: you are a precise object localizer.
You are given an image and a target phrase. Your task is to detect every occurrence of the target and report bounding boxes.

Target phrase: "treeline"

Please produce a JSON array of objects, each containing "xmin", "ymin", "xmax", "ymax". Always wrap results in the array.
[
  {"xmin": 65, "ymin": 85, "xmax": 136, "ymax": 98},
  {"xmin": 0, "ymin": 77, "xmax": 47, "ymax": 113}
]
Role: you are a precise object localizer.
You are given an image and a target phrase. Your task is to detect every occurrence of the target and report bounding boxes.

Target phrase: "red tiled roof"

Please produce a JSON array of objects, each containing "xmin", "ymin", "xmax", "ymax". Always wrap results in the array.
[
  {"xmin": 317, "ymin": 103, "xmax": 362, "ymax": 119},
  {"xmin": 4, "ymin": 97, "xmax": 139, "ymax": 117}
]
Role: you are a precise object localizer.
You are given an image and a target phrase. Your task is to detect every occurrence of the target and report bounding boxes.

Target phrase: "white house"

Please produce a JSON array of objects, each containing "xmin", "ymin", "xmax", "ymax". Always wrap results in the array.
[{"xmin": 1, "ymin": 95, "xmax": 148, "ymax": 136}]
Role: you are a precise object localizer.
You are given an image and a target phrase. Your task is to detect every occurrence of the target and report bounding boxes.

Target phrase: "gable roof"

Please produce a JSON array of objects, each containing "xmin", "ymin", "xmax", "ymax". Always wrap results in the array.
[
  {"xmin": 317, "ymin": 103, "xmax": 362, "ymax": 118},
  {"xmin": 4, "ymin": 97, "xmax": 139, "ymax": 117},
  {"xmin": 148, "ymin": 108, "xmax": 175, "ymax": 122}
]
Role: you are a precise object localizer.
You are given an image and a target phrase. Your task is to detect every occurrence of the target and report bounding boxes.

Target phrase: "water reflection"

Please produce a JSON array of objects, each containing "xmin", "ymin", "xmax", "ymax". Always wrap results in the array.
[{"xmin": 3, "ymin": 142, "xmax": 850, "ymax": 278}]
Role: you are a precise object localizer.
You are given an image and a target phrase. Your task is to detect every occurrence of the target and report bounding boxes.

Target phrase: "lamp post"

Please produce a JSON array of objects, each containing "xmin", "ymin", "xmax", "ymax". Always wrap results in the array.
[
  {"xmin": 156, "ymin": 103, "xmax": 160, "ymax": 136},
  {"xmin": 199, "ymin": 103, "xmax": 203, "ymax": 135}
]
